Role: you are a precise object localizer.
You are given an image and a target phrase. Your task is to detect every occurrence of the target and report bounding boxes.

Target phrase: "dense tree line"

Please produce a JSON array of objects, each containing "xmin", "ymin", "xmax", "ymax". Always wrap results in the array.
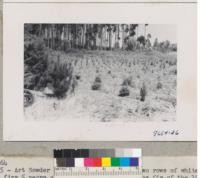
[
  {"xmin": 25, "ymin": 24, "xmax": 177, "ymax": 52},
  {"xmin": 24, "ymin": 24, "xmax": 153, "ymax": 51}
]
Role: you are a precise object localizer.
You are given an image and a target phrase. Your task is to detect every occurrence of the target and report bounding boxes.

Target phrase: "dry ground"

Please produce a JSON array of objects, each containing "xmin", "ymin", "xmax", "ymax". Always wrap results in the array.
[{"xmin": 25, "ymin": 50, "xmax": 177, "ymax": 122}]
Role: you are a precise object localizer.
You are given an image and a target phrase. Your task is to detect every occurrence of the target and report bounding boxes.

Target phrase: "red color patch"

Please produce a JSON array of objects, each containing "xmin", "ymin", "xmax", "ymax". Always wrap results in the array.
[{"xmin": 93, "ymin": 158, "xmax": 102, "ymax": 167}]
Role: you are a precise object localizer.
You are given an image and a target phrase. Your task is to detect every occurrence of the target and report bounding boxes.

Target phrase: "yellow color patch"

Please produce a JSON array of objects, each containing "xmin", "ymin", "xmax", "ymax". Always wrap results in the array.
[{"xmin": 102, "ymin": 157, "xmax": 111, "ymax": 167}]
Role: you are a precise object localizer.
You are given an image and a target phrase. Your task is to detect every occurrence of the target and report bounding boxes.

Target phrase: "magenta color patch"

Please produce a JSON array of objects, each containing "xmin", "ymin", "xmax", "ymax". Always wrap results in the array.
[{"xmin": 84, "ymin": 158, "xmax": 93, "ymax": 167}]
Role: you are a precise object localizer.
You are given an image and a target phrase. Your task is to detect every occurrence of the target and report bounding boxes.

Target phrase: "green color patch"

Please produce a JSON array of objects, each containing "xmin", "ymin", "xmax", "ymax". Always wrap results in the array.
[{"xmin": 111, "ymin": 157, "xmax": 120, "ymax": 167}]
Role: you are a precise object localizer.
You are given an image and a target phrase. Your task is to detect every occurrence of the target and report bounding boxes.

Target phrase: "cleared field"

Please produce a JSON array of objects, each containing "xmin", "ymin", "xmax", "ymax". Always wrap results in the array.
[{"xmin": 25, "ymin": 50, "xmax": 177, "ymax": 122}]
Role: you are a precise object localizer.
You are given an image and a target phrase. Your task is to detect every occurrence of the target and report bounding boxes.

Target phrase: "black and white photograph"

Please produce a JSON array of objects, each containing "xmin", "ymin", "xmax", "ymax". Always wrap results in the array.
[
  {"xmin": 3, "ymin": 3, "xmax": 196, "ymax": 140},
  {"xmin": 24, "ymin": 24, "xmax": 177, "ymax": 122}
]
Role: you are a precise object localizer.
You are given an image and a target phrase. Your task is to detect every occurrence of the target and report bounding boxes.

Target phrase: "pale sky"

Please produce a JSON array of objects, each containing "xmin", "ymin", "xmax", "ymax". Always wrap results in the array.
[{"xmin": 137, "ymin": 24, "xmax": 177, "ymax": 44}]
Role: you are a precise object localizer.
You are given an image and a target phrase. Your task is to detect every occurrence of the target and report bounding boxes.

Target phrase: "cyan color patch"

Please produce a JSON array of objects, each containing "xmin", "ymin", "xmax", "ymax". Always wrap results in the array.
[{"xmin": 120, "ymin": 157, "xmax": 130, "ymax": 167}]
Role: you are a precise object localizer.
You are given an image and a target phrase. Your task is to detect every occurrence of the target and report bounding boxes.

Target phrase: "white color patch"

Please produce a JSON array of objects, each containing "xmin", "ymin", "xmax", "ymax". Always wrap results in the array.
[{"xmin": 75, "ymin": 158, "xmax": 84, "ymax": 167}]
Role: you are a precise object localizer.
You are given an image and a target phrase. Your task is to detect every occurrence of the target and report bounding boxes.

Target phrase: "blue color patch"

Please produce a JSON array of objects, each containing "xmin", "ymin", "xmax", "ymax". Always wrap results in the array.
[
  {"xmin": 120, "ymin": 157, "xmax": 130, "ymax": 167},
  {"xmin": 130, "ymin": 157, "xmax": 139, "ymax": 167}
]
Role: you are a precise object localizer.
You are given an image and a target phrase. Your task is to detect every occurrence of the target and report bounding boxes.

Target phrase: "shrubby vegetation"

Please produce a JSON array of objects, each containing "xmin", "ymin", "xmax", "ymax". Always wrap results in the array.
[
  {"xmin": 119, "ymin": 87, "xmax": 130, "ymax": 97},
  {"xmin": 140, "ymin": 83, "xmax": 147, "ymax": 102},
  {"xmin": 153, "ymin": 38, "xmax": 177, "ymax": 52},
  {"xmin": 24, "ymin": 31, "xmax": 75, "ymax": 98},
  {"xmin": 91, "ymin": 76, "xmax": 102, "ymax": 90},
  {"xmin": 24, "ymin": 33, "xmax": 48, "ymax": 90}
]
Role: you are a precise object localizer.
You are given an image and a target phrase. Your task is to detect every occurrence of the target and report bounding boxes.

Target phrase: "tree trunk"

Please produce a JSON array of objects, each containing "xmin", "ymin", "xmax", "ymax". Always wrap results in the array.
[
  {"xmin": 122, "ymin": 25, "xmax": 124, "ymax": 50},
  {"xmin": 82, "ymin": 24, "xmax": 86, "ymax": 48},
  {"xmin": 47, "ymin": 25, "xmax": 50, "ymax": 48},
  {"xmin": 67, "ymin": 24, "xmax": 69, "ymax": 40},
  {"xmin": 75, "ymin": 24, "xmax": 77, "ymax": 48},
  {"xmin": 100, "ymin": 26, "xmax": 103, "ymax": 50},
  {"xmin": 109, "ymin": 31, "xmax": 112, "ymax": 50},
  {"xmin": 51, "ymin": 25, "xmax": 54, "ymax": 49},
  {"xmin": 39, "ymin": 24, "xmax": 42, "ymax": 36},
  {"xmin": 115, "ymin": 26, "xmax": 117, "ymax": 48}
]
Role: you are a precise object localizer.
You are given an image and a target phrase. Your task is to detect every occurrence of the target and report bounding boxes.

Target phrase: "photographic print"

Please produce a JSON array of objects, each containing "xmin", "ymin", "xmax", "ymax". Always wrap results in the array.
[
  {"xmin": 3, "ymin": 3, "xmax": 196, "ymax": 140},
  {"xmin": 24, "ymin": 24, "xmax": 177, "ymax": 122}
]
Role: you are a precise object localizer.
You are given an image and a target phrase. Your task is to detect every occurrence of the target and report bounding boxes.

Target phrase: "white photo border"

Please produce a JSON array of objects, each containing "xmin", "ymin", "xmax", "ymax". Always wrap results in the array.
[{"xmin": 3, "ymin": 2, "xmax": 197, "ymax": 141}]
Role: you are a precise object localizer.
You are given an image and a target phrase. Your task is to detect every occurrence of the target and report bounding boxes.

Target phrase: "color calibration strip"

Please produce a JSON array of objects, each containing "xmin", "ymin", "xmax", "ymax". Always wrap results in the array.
[
  {"xmin": 54, "ymin": 149, "xmax": 141, "ymax": 168},
  {"xmin": 54, "ymin": 149, "xmax": 141, "ymax": 158},
  {"xmin": 55, "ymin": 157, "xmax": 139, "ymax": 167}
]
